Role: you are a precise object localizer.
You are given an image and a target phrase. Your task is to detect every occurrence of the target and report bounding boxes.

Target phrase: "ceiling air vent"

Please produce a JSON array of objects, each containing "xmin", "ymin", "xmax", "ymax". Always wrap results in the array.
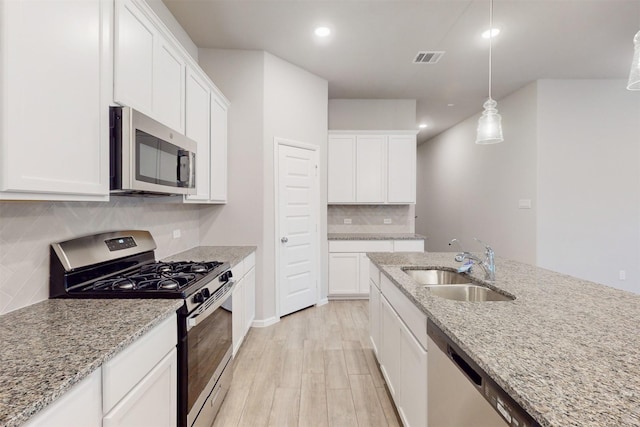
[{"xmin": 413, "ymin": 51, "xmax": 445, "ymax": 64}]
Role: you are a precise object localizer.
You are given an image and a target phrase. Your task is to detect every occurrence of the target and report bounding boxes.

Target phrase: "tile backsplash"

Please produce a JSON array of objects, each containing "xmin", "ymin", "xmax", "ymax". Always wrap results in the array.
[
  {"xmin": 0, "ymin": 198, "xmax": 201, "ymax": 315},
  {"xmin": 328, "ymin": 205, "xmax": 415, "ymax": 234}
]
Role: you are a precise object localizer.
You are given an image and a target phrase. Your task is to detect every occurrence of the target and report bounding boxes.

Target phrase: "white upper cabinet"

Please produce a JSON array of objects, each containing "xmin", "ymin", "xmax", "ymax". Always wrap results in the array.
[
  {"xmin": 356, "ymin": 135, "xmax": 386, "ymax": 203},
  {"xmin": 153, "ymin": 38, "xmax": 185, "ymax": 133},
  {"xmin": 387, "ymin": 135, "xmax": 416, "ymax": 203},
  {"xmin": 184, "ymin": 70, "xmax": 211, "ymax": 201},
  {"xmin": 0, "ymin": 0, "xmax": 111, "ymax": 200},
  {"xmin": 113, "ymin": 0, "xmax": 154, "ymax": 115},
  {"xmin": 328, "ymin": 131, "xmax": 417, "ymax": 205},
  {"xmin": 114, "ymin": 0, "xmax": 185, "ymax": 133},
  {"xmin": 209, "ymin": 92, "xmax": 229, "ymax": 203},
  {"xmin": 328, "ymin": 135, "xmax": 356, "ymax": 203}
]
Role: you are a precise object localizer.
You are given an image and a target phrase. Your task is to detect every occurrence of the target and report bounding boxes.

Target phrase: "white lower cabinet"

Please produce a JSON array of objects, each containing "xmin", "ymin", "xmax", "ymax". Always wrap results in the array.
[
  {"xmin": 103, "ymin": 349, "xmax": 177, "ymax": 427},
  {"xmin": 231, "ymin": 252, "xmax": 256, "ymax": 356},
  {"xmin": 371, "ymin": 262, "xmax": 428, "ymax": 427},
  {"xmin": 25, "ymin": 314, "xmax": 177, "ymax": 427},
  {"xmin": 328, "ymin": 239, "xmax": 424, "ymax": 297},
  {"xmin": 24, "ymin": 368, "xmax": 102, "ymax": 427}
]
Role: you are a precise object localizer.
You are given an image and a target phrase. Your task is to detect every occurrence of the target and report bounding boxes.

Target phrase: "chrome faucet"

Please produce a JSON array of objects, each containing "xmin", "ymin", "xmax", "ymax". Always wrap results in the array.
[{"xmin": 449, "ymin": 238, "xmax": 496, "ymax": 281}]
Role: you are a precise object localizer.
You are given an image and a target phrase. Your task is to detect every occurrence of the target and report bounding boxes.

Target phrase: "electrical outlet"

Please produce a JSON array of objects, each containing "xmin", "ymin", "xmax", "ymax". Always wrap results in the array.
[
  {"xmin": 343, "ymin": 218, "xmax": 352, "ymax": 224},
  {"xmin": 518, "ymin": 199, "xmax": 532, "ymax": 209},
  {"xmin": 172, "ymin": 229, "xmax": 181, "ymax": 239},
  {"xmin": 383, "ymin": 218, "xmax": 392, "ymax": 224},
  {"xmin": 619, "ymin": 270, "xmax": 626, "ymax": 280}
]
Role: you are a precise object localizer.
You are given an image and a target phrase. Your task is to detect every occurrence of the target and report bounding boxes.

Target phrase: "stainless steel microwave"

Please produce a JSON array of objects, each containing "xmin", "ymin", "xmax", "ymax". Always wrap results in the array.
[{"xmin": 110, "ymin": 106, "xmax": 196, "ymax": 196}]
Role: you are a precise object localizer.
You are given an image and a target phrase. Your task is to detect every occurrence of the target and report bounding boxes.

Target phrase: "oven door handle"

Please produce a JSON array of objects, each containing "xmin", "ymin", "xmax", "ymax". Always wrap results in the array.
[{"xmin": 186, "ymin": 280, "xmax": 235, "ymax": 332}]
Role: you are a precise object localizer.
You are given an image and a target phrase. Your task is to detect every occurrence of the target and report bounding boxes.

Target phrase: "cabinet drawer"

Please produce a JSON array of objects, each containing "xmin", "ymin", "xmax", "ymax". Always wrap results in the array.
[
  {"xmin": 381, "ymin": 274, "xmax": 427, "ymax": 349},
  {"xmin": 244, "ymin": 251, "xmax": 256, "ymax": 270},
  {"xmin": 231, "ymin": 259, "xmax": 245, "ymax": 281},
  {"xmin": 329, "ymin": 240, "xmax": 393, "ymax": 253},
  {"xmin": 103, "ymin": 314, "xmax": 177, "ymax": 413},
  {"xmin": 393, "ymin": 240, "xmax": 424, "ymax": 252}
]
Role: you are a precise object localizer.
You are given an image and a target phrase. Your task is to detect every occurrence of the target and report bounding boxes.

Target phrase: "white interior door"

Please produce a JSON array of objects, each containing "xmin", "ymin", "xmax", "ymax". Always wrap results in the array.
[{"xmin": 277, "ymin": 142, "xmax": 319, "ymax": 317}]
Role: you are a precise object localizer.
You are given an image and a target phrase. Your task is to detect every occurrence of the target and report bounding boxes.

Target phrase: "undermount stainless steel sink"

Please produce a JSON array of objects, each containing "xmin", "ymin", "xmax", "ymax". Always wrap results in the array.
[
  {"xmin": 402, "ymin": 268, "xmax": 472, "ymax": 285},
  {"xmin": 426, "ymin": 284, "xmax": 515, "ymax": 302},
  {"xmin": 402, "ymin": 268, "xmax": 515, "ymax": 302}
]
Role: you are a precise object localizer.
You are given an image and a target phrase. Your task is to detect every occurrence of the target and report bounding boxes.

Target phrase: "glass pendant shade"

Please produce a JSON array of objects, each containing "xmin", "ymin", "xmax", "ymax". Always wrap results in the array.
[
  {"xmin": 476, "ymin": 98, "xmax": 503, "ymax": 144},
  {"xmin": 627, "ymin": 30, "xmax": 640, "ymax": 91}
]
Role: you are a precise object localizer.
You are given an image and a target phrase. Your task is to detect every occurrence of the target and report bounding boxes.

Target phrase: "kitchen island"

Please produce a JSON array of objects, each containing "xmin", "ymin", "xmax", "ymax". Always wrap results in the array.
[{"xmin": 368, "ymin": 252, "xmax": 640, "ymax": 427}]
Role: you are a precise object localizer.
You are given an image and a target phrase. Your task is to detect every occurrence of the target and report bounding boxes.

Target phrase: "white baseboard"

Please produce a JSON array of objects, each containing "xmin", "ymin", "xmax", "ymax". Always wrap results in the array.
[
  {"xmin": 327, "ymin": 295, "xmax": 370, "ymax": 300},
  {"xmin": 251, "ymin": 316, "xmax": 279, "ymax": 328},
  {"xmin": 316, "ymin": 298, "xmax": 329, "ymax": 306}
]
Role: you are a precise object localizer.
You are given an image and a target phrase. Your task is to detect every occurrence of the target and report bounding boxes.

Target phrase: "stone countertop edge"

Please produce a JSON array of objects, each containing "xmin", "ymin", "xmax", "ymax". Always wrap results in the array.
[
  {"xmin": 162, "ymin": 245, "xmax": 257, "ymax": 267},
  {"xmin": 0, "ymin": 299, "xmax": 182, "ymax": 427},
  {"xmin": 367, "ymin": 252, "xmax": 640, "ymax": 427},
  {"xmin": 328, "ymin": 233, "xmax": 425, "ymax": 241}
]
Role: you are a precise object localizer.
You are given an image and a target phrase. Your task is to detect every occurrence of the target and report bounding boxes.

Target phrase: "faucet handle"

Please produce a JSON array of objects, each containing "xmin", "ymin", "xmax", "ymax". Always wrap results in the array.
[
  {"xmin": 473, "ymin": 237, "xmax": 493, "ymax": 253},
  {"xmin": 449, "ymin": 238, "xmax": 464, "ymax": 252}
]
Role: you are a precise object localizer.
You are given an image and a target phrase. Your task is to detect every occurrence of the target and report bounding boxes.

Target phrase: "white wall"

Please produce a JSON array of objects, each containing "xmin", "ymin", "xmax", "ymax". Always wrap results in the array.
[
  {"xmin": 417, "ymin": 79, "xmax": 640, "ymax": 294},
  {"xmin": 263, "ymin": 53, "xmax": 329, "ymax": 317},
  {"xmin": 197, "ymin": 49, "xmax": 328, "ymax": 322},
  {"xmin": 536, "ymin": 80, "xmax": 640, "ymax": 293},
  {"xmin": 416, "ymin": 82, "xmax": 538, "ymax": 264},
  {"xmin": 329, "ymin": 99, "xmax": 416, "ymax": 130}
]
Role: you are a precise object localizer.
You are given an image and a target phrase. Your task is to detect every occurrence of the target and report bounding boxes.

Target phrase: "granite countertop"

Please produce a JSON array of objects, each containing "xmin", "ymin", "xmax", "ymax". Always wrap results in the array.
[
  {"xmin": 0, "ymin": 299, "xmax": 182, "ymax": 427},
  {"xmin": 162, "ymin": 245, "xmax": 256, "ymax": 266},
  {"xmin": 0, "ymin": 245, "xmax": 256, "ymax": 427},
  {"xmin": 328, "ymin": 233, "xmax": 425, "ymax": 241},
  {"xmin": 367, "ymin": 252, "xmax": 640, "ymax": 427}
]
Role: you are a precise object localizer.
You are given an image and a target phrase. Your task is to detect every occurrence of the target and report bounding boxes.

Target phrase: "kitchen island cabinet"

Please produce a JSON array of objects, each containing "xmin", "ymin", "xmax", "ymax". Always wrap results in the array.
[{"xmin": 368, "ymin": 251, "xmax": 640, "ymax": 427}]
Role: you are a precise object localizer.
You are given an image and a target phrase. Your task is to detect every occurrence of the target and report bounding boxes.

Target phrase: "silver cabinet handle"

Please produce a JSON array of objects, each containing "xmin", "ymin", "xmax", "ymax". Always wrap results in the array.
[{"xmin": 281, "ymin": 237, "xmax": 288, "ymax": 243}]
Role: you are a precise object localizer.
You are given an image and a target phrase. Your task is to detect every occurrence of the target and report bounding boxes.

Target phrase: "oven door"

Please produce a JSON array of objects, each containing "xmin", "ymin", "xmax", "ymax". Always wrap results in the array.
[{"xmin": 181, "ymin": 282, "xmax": 234, "ymax": 427}]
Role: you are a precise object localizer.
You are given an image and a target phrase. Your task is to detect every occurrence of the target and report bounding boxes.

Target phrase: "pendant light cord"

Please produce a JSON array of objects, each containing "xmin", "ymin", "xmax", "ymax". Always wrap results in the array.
[{"xmin": 488, "ymin": 0, "xmax": 493, "ymax": 100}]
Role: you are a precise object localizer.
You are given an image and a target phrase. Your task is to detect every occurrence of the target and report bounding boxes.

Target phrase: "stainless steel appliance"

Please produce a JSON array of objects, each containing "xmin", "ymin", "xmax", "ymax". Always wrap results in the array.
[
  {"xmin": 50, "ymin": 230, "xmax": 234, "ymax": 427},
  {"xmin": 110, "ymin": 106, "xmax": 196, "ymax": 196},
  {"xmin": 427, "ymin": 319, "xmax": 540, "ymax": 427}
]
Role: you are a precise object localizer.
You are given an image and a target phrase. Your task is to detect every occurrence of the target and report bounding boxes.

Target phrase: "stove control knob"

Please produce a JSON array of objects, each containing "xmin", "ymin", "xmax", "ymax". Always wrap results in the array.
[
  {"xmin": 193, "ymin": 292, "xmax": 205, "ymax": 304},
  {"xmin": 201, "ymin": 288, "xmax": 211, "ymax": 299}
]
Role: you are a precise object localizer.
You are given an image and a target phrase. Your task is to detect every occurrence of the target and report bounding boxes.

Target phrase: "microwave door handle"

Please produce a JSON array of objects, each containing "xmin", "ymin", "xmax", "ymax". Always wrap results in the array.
[{"xmin": 177, "ymin": 150, "xmax": 190, "ymax": 185}]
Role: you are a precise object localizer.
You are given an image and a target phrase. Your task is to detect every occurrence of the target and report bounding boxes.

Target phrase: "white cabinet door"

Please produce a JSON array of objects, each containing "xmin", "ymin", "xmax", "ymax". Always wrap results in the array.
[
  {"xmin": 103, "ymin": 348, "xmax": 177, "ymax": 427},
  {"xmin": 232, "ymin": 276, "xmax": 245, "ymax": 356},
  {"xmin": 184, "ymin": 70, "xmax": 211, "ymax": 201},
  {"xmin": 244, "ymin": 266, "xmax": 256, "ymax": 334},
  {"xmin": 328, "ymin": 135, "xmax": 356, "ymax": 203},
  {"xmin": 24, "ymin": 368, "xmax": 102, "ymax": 427},
  {"xmin": 387, "ymin": 135, "xmax": 416, "ymax": 203},
  {"xmin": 399, "ymin": 318, "xmax": 428, "ymax": 427},
  {"xmin": 358, "ymin": 254, "xmax": 371, "ymax": 294},
  {"xmin": 114, "ymin": 0, "xmax": 155, "ymax": 115},
  {"xmin": 0, "ymin": 0, "xmax": 110, "ymax": 199},
  {"xmin": 153, "ymin": 38, "xmax": 185, "ymax": 133},
  {"xmin": 369, "ymin": 280, "xmax": 381, "ymax": 356},
  {"xmin": 328, "ymin": 253, "xmax": 360, "ymax": 295},
  {"xmin": 380, "ymin": 297, "xmax": 401, "ymax": 399},
  {"xmin": 356, "ymin": 135, "xmax": 386, "ymax": 203},
  {"xmin": 209, "ymin": 93, "xmax": 229, "ymax": 203}
]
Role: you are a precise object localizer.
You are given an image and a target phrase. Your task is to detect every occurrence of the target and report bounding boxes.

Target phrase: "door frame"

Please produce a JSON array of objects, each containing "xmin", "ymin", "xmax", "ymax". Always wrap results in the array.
[{"xmin": 274, "ymin": 137, "xmax": 321, "ymax": 318}]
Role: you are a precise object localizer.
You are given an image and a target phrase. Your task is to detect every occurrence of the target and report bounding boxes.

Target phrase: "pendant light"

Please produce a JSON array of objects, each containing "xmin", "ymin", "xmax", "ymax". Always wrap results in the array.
[
  {"xmin": 627, "ymin": 30, "xmax": 640, "ymax": 91},
  {"xmin": 476, "ymin": 0, "xmax": 503, "ymax": 144}
]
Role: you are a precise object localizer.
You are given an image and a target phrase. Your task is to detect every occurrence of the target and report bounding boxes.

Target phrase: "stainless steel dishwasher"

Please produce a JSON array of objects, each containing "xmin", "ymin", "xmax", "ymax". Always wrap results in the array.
[{"xmin": 427, "ymin": 319, "xmax": 540, "ymax": 427}]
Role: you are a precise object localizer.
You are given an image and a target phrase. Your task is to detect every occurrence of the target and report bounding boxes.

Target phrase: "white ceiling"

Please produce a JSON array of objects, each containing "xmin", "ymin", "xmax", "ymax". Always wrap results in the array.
[{"xmin": 163, "ymin": 0, "xmax": 640, "ymax": 142}]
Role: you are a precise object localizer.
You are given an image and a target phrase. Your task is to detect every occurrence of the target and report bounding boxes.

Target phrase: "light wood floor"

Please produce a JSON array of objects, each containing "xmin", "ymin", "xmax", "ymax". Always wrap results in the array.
[{"xmin": 213, "ymin": 300, "xmax": 402, "ymax": 427}]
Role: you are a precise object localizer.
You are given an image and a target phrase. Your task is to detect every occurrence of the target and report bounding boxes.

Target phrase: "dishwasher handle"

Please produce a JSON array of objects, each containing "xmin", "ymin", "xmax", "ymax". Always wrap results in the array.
[{"xmin": 448, "ymin": 345, "xmax": 483, "ymax": 387}]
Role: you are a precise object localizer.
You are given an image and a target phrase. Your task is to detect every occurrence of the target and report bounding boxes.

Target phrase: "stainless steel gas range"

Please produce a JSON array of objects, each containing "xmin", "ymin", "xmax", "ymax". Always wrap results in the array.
[{"xmin": 50, "ymin": 230, "xmax": 234, "ymax": 427}]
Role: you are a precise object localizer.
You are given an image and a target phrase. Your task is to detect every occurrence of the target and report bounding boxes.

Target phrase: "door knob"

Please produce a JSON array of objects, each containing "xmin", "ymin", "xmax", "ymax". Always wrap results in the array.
[{"xmin": 281, "ymin": 237, "xmax": 288, "ymax": 243}]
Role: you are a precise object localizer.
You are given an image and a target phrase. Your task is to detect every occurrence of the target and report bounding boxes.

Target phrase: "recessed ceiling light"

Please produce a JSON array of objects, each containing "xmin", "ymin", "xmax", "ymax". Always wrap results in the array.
[
  {"xmin": 315, "ymin": 27, "xmax": 331, "ymax": 37},
  {"xmin": 447, "ymin": 103, "xmax": 455, "ymax": 107},
  {"xmin": 481, "ymin": 28, "xmax": 500, "ymax": 39},
  {"xmin": 418, "ymin": 123, "xmax": 428, "ymax": 129}
]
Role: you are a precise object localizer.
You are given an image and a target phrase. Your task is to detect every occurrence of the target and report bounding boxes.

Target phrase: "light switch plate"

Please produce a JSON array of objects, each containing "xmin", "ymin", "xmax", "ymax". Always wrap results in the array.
[
  {"xmin": 518, "ymin": 199, "xmax": 532, "ymax": 209},
  {"xmin": 172, "ymin": 229, "xmax": 181, "ymax": 239},
  {"xmin": 383, "ymin": 218, "xmax": 392, "ymax": 224},
  {"xmin": 343, "ymin": 218, "xmax": 352, "ymax": 224}
]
